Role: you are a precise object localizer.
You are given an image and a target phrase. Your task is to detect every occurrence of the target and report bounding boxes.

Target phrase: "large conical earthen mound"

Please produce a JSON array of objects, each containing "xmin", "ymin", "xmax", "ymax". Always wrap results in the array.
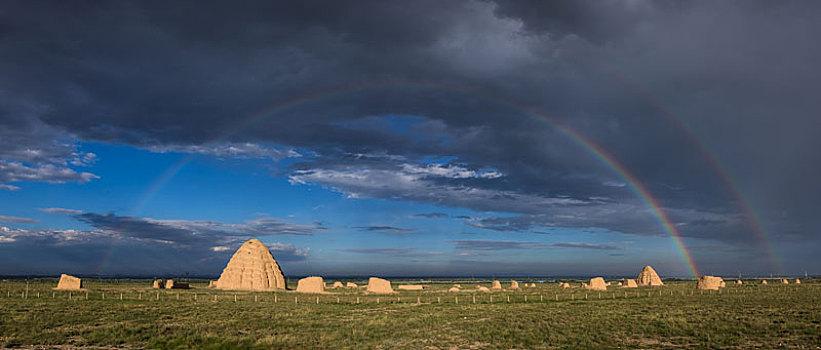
[
  {"xmin": 214, "ymin": 239, "xmax": 286, "ymax": 291},
  {"xmin": 637, "ymin": 265, "xmax": 664, "ymax": 286}
]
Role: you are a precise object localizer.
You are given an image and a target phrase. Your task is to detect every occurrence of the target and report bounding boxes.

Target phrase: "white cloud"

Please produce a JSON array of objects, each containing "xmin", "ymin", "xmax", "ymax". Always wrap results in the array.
[
  {"xmin": 289, "ymin": 166, "xmax": 583, "ymax": 214},
  {"xmin": 0, "ymin": 215, "xmax": 38, "ymax": 224},
  {"xmin": 146, "ymin": 142, "xmax": 300, "ymax": 160},
  {"xmin": 38, "ymin": 207, "xmax": 84, "ymax": 214},
  {"xmin": 0, "ymin": 184, "xmax": 21, "ymax": 191},
  {"xmin": 0, "ymin": 120, "xmax": 99, "ymax": 184}
]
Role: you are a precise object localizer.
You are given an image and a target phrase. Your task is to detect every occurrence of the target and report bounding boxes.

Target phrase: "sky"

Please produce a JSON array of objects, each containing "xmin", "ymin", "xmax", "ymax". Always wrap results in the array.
[{"xmin": 1, "ymin": 0, "xmax": 819, "ymax": 278}]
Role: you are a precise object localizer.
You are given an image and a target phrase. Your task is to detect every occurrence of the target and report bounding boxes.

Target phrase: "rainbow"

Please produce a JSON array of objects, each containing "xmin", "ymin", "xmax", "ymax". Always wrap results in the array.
[
  {"xmin": 591, "ymin": 63, "xmax": 782, "ymax": 274},
  {"xmin": 113, "ymin": 81, "xmax": 703, "ymax": 277}
]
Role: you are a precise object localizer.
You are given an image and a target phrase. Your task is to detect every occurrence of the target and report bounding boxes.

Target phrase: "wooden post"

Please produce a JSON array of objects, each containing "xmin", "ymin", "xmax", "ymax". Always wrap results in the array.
[
  {"xmin": 235, "ymin": 294, "xmax": 237, "ymax": 302},
  {"xmin": 418, "ymin": 297, "xmax": 421, "ymax": 304},
  {"xmin": 525, "ymin": 295, "xmax": 527, "ymax": 302},
  {"xmin": 214, "ymin": 294, "xmax": 217, "ymax": 302},
  {"xmin": 156, "ymin": 292, "xmax": 159, "ymax": 300},
  {"xmin": 473, "ymin": 295, "xmax": 476, "ymax": 304},
  {"xmin": 254, "ymin": 295, "xmax": 258, "ymax": 302},
  {"xmin": 377, "ymin": 297, "xmax": 380, "ymax": 304},
  {"xmin": 102, "ymin": 292, "xmax": 105, "ymax": 300},
  {"xmin": 120, "ymin": 293, "xmax": 123, "ymax": 300},
  {"xmin": 455, "ymin": 296, "xmax": 458, "ymax": 304},
  {"xmin": 337, "ymin": 297, "xmax": 340, "ymax": 303},
  {"xmin": 295, "ymin": 296, "xmax": 298, "ymax": 304},
  {"xmin": 357, "ymin": 297, "xmax": 360, "ymax": 304},
  {"xmin": 275, "ymin": 295, "xmax": 277, "ymax": 303},
  {"xmin": 540, "ymin": 295, "xmax": 543, "ymax": 302},
  {"xmin": 437, "ymin": 297, "xmax": 440, "ymax": 303},
  {"xmin": 86, "ymin": 292, "xmax": 89, "ymax": 300},
  {"xmin": 69, "ymin": 292, "xmax": 72, "ymax": 300},
  {"xmin": 316, "ymin": 297, "xmax": 319, "ymax": 304}
]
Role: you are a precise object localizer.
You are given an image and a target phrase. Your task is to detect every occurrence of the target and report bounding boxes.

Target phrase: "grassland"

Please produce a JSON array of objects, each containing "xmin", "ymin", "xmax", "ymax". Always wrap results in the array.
[{"xmin": 1, "ymin": 278, "xmax": 819, "ymax": 349}]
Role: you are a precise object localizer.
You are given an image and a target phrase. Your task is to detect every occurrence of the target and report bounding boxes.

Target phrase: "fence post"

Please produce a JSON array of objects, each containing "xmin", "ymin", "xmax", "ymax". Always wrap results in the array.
[
  {"xmin": 120, "ymin": 293, "xmax": 123, "ymax": 300},
  {"xmin": 316, "ymin": 297, "xmax": 319, "ymax": 304}
]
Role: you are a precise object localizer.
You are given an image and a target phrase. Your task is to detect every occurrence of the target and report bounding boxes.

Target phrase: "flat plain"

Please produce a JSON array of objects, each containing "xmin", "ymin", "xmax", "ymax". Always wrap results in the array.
[{"xmin": 1, "ymin": 278, "xmax": 819, "ymax": 349}]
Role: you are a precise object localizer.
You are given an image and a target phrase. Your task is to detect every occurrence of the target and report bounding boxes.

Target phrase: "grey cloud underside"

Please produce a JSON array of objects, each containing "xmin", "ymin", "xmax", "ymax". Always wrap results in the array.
[
  {"xmin": 1, "ymin": 0, "xmax": 819, "ymax": 248},
  {"xmin": 0, "ymin": 213, "xmax": 317, "ymax": 275},
  {"xmin": 0, "ymin": 215, "xmax": 39, "ymax": 224},
  {"xmin": 354, "ymin": 226, "xmax": 415, "ymax": 234}
]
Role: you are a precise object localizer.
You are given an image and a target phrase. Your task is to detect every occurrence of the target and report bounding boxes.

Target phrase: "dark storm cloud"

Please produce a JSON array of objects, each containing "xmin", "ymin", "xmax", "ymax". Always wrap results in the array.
[
  {"xmin": 74, "ymin": 213, "xmax": 324, "ymax": 245},
  {"xmin": 0, "ymin": 214, "xmax": 314, "ymax": 275},
  {"xmin": 1, "ymin": 0, "xmax": 820, "ymax": 261}
]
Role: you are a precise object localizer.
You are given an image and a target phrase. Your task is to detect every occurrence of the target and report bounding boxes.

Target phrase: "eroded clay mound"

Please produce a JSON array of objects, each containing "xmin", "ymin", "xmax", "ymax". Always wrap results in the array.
[
  {"xmin": 697, "ymin": 275, "xmax": 724, "ymax": 290},
  {"xmin": 214, "ymin": 239, "xmax": 286, "ymax": 291},
  {"xmin": 55, "ymin": 274, "xmax": 83, "ymax": 290},
  {"xmin": 366, "ymin": 277, "xmax": 394, "ymax": 294},
  {"xmin": 476, "ymin": 286, "xmax": 490, "ymax": 292},
  {"xmin": 637, "ymin": 265, "xmax": 664, "ymax": 286},
  {"xmin": 795, "ymin": 279, "xmax": 801, "ymax": 284},
  {"xmin": 781, "ymin": 279, "xmax": 789, "ymax": 284},
  {"xmin": 397, "ymin": 285, "xmax": 425, "ymax": 290},
  {"xmin": 560, "ymin": 282, "xmax": 570, "ymax": 289},
  {"xmin": 448, "ymin": 287, "xmax": 461, "ymax": 292},
  {"xmin": 331, "ymin": 281, "xmax": 344, "ymax": 289},
  {"xmin": 165, "ymin": 280, "xmax": 189, "ymax": 289},
  {"xmin": 296, "ymin": 276, "xmax": 326, "ymax": 293},
  {"xmin": 346, "ymin": 282, "xmax": 358, "ymax": 288},
  {"xmin": 152, "ymin": 279, "xmax": 163, "ymax": 289},
  {"xmin": 510, "ymin": 280, "xmax": 519, "ymax": 289},
  {"xmin": 583, "ymin": 277, "xmax": 607, "ymax": 291},
  {"xmin": 761, "ymin": 280, "xmax": 768, "ymax": 284},
  {"xmin": 491, "ymin": 280, "xmax": 502, "ymax": 290},
  {"xmin": 622, "ymin": 279, "xmax": 638, "ymax": 288},
  {"xmin": 735, "ymin": 280, "xmax": 743, "ymax": 285}
]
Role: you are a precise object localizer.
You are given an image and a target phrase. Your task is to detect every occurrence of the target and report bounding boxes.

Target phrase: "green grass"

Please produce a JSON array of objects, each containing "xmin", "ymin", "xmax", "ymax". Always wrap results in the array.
[{"xmin": 1, "ymin": 278, "xmax": 819, "ymax": 348}]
